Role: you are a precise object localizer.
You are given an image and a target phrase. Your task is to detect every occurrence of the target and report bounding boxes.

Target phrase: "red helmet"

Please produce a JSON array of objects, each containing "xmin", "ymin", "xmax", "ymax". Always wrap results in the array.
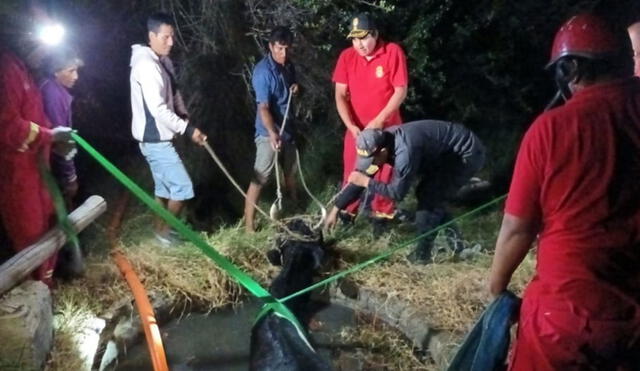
[{"xmin": 547, "ymin": 14, "xmax": 619, "ymax": 68}]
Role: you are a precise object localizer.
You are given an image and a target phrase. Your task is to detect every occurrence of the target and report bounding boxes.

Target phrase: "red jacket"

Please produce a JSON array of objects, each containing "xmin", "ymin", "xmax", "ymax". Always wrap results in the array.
[{"xmin": 0, "ymin": 49, "xmax": 57, "ymax": 285}]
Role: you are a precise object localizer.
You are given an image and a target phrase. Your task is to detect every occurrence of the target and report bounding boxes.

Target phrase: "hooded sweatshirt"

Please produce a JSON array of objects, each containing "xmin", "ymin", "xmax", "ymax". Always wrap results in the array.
[{"xmin": 129, "ymin": 44, "xmax": 190, "ymax": 142}]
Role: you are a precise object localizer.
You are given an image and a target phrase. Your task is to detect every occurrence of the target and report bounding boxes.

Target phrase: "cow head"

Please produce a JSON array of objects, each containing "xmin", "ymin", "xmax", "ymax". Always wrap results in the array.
[{"xmin": 266, "ymin": 219, "xmax": 326, "ymax": 313}]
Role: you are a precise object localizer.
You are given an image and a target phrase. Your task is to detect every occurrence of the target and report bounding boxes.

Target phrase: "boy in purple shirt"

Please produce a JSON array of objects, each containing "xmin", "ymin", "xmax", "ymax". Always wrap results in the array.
[{"xmin": 40, "ymin": 48, "xmax": 83, "ymax": 208}]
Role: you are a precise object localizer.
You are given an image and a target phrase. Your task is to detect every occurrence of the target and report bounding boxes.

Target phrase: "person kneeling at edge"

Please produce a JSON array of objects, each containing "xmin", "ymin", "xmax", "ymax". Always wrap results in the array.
[{"xmin": 324, "ymin": 120, "xmax": 485, "ymax": 264}]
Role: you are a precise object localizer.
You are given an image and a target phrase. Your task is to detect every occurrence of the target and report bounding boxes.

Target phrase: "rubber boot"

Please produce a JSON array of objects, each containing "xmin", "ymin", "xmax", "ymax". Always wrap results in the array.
[
  {"xmin": 407, "ymin": 239, "xmax": 433, "ymax": 264},
  {"xmin": 371, "ymin": 217, "xmax": 390, "ymax": 238},
  {"xmin": 409, "ymin": 209, "xmax": 446, "ymax": 264}
]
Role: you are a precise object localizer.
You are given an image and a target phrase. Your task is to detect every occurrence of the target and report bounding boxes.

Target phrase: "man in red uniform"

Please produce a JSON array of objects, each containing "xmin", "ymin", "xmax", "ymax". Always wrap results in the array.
[
  {"xmin": 0, "ymin": 10, "xmax": 75, "ymax": 287},
  {"xmin": 332, "ymin": 13, "xmax": 408, "ymax": 233},
  {"xmin": 489, "ymin": 14, "xmax": 640, "ymax": 369}
]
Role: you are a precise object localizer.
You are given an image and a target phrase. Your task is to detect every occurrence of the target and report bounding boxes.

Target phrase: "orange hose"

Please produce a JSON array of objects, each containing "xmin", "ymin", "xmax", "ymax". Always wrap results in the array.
[{"xmin": 109, "ymin": 193, "xmax": 169, "ymax": 371}]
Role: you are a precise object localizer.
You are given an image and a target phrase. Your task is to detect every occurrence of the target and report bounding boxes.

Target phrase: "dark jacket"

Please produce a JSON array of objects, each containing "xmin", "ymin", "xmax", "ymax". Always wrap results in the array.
[
  {"xmin": 447, "ymin": 291, "xmax": 521, "ymax": 371},
  {"xmin": 335, "ymin": 120, "xmax": 484, "ymax": 209}
]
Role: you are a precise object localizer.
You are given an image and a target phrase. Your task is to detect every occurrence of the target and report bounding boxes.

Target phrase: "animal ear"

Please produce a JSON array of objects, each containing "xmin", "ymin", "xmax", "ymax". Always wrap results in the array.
[
  {"xmin": 311, "ymin": 247, "xmax": 325, "ymax": 269},
  {"xmin": 266, "ymin": 249, "xmax": 282, "ymax": 266}
]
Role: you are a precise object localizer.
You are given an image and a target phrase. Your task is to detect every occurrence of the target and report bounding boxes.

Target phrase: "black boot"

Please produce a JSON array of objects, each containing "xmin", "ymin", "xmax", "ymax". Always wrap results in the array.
[
  {"xmin": 407, "ymin": 239, "xmax": 433, "ymax": 264},
  {"xmin": 371, "ymin": 217, "xmax": 390, "ymax": 238},
  {"xmin": 411, "ymin": 208, "xmax": 445, "ymax": 264}
]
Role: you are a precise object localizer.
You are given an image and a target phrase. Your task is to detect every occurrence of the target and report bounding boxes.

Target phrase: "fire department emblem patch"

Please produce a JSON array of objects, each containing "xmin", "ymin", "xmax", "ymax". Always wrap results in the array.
[{"xmin": 375, "ymin": 65, "xmax": 384, "ymax": 78}]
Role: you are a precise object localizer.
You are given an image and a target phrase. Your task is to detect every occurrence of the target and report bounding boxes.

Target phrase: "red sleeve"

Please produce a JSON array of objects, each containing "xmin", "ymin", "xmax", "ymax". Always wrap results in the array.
[
  {"xmin": 332, "ymin": 49, "xmax": 349, "ymax": 84},
  {"xmin": 388, "ymin": 43, "xmax": 408, "ymax": 87},
  {"xmin": 505, "ymin": 118, "xmax": 546, "ymax": 220},
  {"xmin": 0, "ymin": 52, "xmax": 32, "ymax": 151},
  {"xmin": 0, "ymin": 52, "xmax": 52, "ymax": 151}
]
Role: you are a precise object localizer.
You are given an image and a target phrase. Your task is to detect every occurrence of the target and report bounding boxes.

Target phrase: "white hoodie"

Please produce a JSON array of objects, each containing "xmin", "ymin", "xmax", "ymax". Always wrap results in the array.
[{"xmin": 129, "ymin": 44, "xmax": 189, "ymax": 142}]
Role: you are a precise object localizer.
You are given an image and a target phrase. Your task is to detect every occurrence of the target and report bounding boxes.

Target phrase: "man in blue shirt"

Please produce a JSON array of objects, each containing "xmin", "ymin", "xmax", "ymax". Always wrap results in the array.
[{"xmin": 244, "ymin": 26, "xmax": 299, "ymax": 232}]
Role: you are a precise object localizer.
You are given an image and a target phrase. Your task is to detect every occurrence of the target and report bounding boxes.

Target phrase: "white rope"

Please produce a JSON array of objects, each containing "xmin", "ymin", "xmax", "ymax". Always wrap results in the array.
[
  {"xmin": 294, "ymin": 148, "xmax": 327, "ymax": 230},
  {"xmin": 270, "ymin": 87, "xmax": 294, "ymax": 219},
  {"xmin": 269, "ymin": 88, "xmax": 327, "ymax": 229},
  {"xmin": 202, "ymin": 141, "xmax": 272, "ymax": 221},
  {"xmin": 203, "ymin": 140, "xmax": 314, "ymax": 241}
]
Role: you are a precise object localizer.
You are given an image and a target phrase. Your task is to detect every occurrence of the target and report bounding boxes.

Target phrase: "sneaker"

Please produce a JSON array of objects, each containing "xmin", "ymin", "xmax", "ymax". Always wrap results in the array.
[
  {"xmin": 153, "ymin": 231, "xmax": 182, "ymax": 247},
  {"xmin": 168, "ymin": 228, "xmax": 187, "ymax": 242}
]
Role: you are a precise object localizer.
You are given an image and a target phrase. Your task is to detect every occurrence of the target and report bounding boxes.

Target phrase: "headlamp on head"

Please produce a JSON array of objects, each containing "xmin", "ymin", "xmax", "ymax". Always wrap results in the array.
[{"xmin": 37, "ymin": 23, "xmax": 65, "ymax": 46}]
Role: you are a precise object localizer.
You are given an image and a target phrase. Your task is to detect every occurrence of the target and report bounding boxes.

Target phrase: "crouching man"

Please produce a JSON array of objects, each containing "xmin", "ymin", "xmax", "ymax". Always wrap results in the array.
[{"xmin": 324, "ymin": 120, "xmax": 485, "ymax": 264}]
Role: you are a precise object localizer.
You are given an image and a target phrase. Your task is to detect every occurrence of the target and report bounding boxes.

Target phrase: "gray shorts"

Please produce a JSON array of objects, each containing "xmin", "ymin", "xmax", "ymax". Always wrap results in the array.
[{"xmin": 253, "ymin": 136, "xmax": 297, "ymax": 184}]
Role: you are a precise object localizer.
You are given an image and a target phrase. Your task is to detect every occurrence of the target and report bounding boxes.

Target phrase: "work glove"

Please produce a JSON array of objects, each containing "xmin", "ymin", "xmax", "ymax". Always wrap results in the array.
[
  {"xmin": 51, "ymin": 127, "xmax": 73, "ymax": 143},
  {"xmin": 51, "ymin": 127, "xmax": 77, "ymax": 161}
]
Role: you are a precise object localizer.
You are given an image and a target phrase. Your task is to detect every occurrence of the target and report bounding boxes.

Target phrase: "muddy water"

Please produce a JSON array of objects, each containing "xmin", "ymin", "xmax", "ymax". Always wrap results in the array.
[{"xmin": 116, "ymin": 299, "xmax": 361, "ymax": 370}]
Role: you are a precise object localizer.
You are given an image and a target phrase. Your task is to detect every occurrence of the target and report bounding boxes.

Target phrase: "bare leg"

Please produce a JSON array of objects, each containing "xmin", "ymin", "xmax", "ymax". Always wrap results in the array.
[
  {"xmin": 155, "ymin": 197, "xmax": 184, "ymax": 235},
  {"xmin": 155, "ymin": 196, "xmax": 168, "ymax": 233},
  {"xmin": 166, "ymin": 199, "xmax": 184, "ymax": 228},
  {"xmin": 244, "ymin": 181, "xmax": 263, "ymax": 232}
]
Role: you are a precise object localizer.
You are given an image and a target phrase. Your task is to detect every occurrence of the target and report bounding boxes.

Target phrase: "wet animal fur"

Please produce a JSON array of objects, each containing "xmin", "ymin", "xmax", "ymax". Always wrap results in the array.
[{"xmin": 249, "ymin": 219, "xmax": 332, "ymax": 371}]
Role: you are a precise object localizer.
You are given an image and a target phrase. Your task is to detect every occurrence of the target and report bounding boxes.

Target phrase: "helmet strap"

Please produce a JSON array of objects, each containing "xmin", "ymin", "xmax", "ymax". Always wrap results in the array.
[
  {"xmin": 555, "ymin": 58, "xmax": 579, "ymax": 100},
  {"xmin": 544, "ymin": 90, "xmax": 564, "ymax": 111}
]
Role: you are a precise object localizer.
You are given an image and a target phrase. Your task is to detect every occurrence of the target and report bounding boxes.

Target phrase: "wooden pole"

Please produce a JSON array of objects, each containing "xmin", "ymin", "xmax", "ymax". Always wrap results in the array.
[{"xmin": 0, "ymin": 195, "xmax": 107, "ymax": 295}]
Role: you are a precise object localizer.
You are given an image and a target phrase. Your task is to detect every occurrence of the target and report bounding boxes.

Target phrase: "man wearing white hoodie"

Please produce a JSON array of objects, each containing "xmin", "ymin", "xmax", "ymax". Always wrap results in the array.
[{"xmin": 130, "ymin": 12, "xmax": 206, "ymax": 246}]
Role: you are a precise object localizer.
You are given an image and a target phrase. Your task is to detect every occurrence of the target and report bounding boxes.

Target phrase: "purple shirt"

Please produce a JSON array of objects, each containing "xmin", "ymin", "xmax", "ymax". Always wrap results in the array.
[{"xmin": 40, "ymin": 78, "xmax": 76, "ymax": 185}]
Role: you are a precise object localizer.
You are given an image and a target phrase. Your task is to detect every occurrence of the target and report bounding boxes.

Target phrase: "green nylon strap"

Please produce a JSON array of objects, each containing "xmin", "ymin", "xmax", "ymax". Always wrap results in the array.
[
  {"xmin": 280, "ymin": 194, "xmax": 507, "ymax": 304},
  {"xmin": 38, "ymin": 155, "xmax": 80, "ymax": 250},
  {"xmin": 71, "ymin": 133, "xmax": 304, "ymax": 334}
]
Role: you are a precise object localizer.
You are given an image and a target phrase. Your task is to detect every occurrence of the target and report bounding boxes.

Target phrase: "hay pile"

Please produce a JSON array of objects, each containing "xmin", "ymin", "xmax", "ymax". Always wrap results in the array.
[
  {"xmin": 339, "ymin": 321, "xmax": 433, "ymax": 370},
  {"xmin": 326, "ymin": 209, "xmax": 535, "ymax": 334},
  {"xmin": 349, "ymin": 253, "xmax": 535, "ymax": 333}
]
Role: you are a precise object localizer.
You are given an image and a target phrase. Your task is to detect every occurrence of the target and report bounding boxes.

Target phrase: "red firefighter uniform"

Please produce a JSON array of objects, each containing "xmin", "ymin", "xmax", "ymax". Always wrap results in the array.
[{"xmin": 0, "ymin": 49, "xmax": 57, "ymax": 287}]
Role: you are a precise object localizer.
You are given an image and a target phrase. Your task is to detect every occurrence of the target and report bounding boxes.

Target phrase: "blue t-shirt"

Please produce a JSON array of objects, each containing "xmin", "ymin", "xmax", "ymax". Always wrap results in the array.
[{"xmin": 252, "ymin": 54, "xmax": 296, "ymax": 141}]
